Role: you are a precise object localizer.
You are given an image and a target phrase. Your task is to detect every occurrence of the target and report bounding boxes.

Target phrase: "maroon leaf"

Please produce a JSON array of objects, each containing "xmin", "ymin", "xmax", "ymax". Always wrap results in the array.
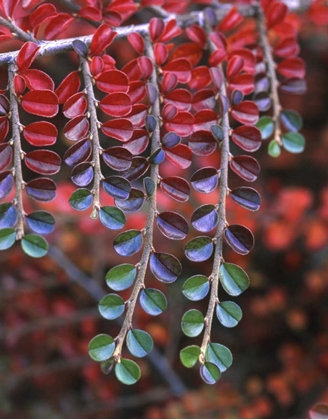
[
  {"xmin": 162, "ymin": 104, "xmax": 178, "ymax": 121},
  {"xmin": 100, "ymin": 93, "xmax": 132, "ymax": 117},
  {"xmin": 157, "ymin": 211, "xmax": 189, "ymax": 240},
  {"xmin": 63, "ymin": 92, "xmax": 87, "ymax": 119},
  {"xmin": 161, "ymin": 72, "xmax": 178, "ymax": 94},
  {"xmin": 154, "ymin": 43, "xmax": 168, "ymax": 66},
  {"xmin": 123, "ymin": 129, "xmax": 149, "ymax": 155},
  {"xmin": 274, "ymin": 38, "xmax": 300, "ymax": 58},
  {"xmin": 64, "ymin": 116, "xmax": 89, "ymax": 141},
  {"xmin": 229, "ymin": 49, "xmax": 255, "ymax": 73},
  {"xmin": 102, "ymin": 147, "xmax": 132, "ymax": 171},
  {"xmin": 0, "ymin": 116, "xmax": 9, "ymax": 142},
  {"xmin": 231, "ymin": 126, "xmax": 262, "ymax": 152},
  {"xmin": 149, "ymin": 17, "xmax": 164, "ymax": 42},
  {"xmin": 77, "ymin": 6, "xmax": 102, "ymax": 21},
  {"xmin": 209, "ymin": 67, "xmax": 223, "ymax": 90},
  {"xmin": 26, "ymin": 177, "xmax": 56, "ymax": 202},
  {"xmin": 191, "ymin": 167, "xmax": 218, "ymax": 194},
  {"xmin": 21, "ymin": 90, "xmax": 58, "ymax": 117},
  {"xmin": 64, "ymin": 139, "xmax": 91, "ymax": 167},
  {"xmin": 23, "ymin": 121, "xmax": 58, "ymax": 146},
  {"xmin": 229, "ymin": 74, "xmax": 254, "ymax": 95},
  {"xmin": 138, "ymin": 56, "xmax": 153, "ymax": 79},
  {"xmin": 25, "ymin": 150, "xmax": 61, "ymax": 175},
  {"xmin": 225, "ymin": 224, "xmax": 254, "ymax": 255},
  {"xmin": 189, "ymin": 130, "xmax": 217, "ymax": 156},
  {"xmin": 71, "ymin": 162, "xmax": 94, "ymax": 187},
  {"xmin": 102, "ymin": 119, "xmax": 133, "ymax": 142},
  {"xmin": 90, "ymin": 24, "xmax": 117, "ymax": 56},
  {"xmin": 14, "ymin": 75, "xmax": 26, "ymax": 96},
  {"xmin": 279, "ymin": 78, "xmax": 306, "ymax": 95},
  {"xmin": 231, "ymin": 101, "xmax": 259, "ymax": 125},
  {"xmin": 90, "ymin": 56, "xmax": 104, "ymax": 77},
  {"xmin": 230, "ymin": 155, "xmax": 260, "ymax": 182},
  {"xmin": 164, "ymin": 144, "xmax": 192, "ymax": 169},
  {"xmin": 96, "ymin": 70, "xmax": 129, "ymax": 94},
  {"xmin": 119, "ymin": 157, "xmax": 149, "ymax": 181},
  {"xmin": 160, "ymin": 177, "xmax": 190, "ymax": 202},
  {"xmin": 20, "ymin": 69, "xmax": 55, "ymax": 91},
  {"xmin": 277, "ymin": 57, "xmax": 306, "ymax": 80},
  {"xmin": 16, "ymin": 42, "xmax": 40, "ymax": 72},
  {"xmin": 0, "ymin": 95, "xmax": 9, "ymax": 115},
  {"xmin": 125, "ymin": 104, "xmax": 147, "ymax": 127},
  {"xmin": 193, "ymin": 89, "xmax": 216, "ymax": 112},
  {"xmin": 55, "ymin": 71, "xmax": 80, "ymax": 104},
  {"xmin": 0, "ymin": 144, "xmax": 12, "ymax": 171},
  {"xmin": 193, "ymin": 110, "xmax": 217, "ymax": 132}
]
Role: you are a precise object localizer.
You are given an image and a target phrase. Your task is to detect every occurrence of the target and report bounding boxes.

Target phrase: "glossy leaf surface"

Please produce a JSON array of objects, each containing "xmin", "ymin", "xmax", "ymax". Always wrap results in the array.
[
  {"xmin": 115, "ymin": 359, "xmax": 140, "ymax": 385},
  {"xmin": 181, "ymin": 309, "xmax": 204, "ymax": 337},
  {"xmin": 21, "ymin": 234, "xmax": 48, "ymax": 258},
  {"xmin": 88, "ymin": 334, "xmax": 115, "ymax": 362},
  {"xmin": 220, "ymin": 263, "xmax": 250, "ymax": 296},
  {"xmin": 99, "ymin": 206, "xmax": 126, "ymax": 230},
  {"xmin": 200, "ymin": 362, "xmax": 221, "ymax": 385},
  {"xmin": 149, "ymin": 252, "xmax": 182, "ymax": 283},
  {"xmin": 113, "ymin": 230, "xmax": 143, "ymax": 256},
  {"xmin": 126, "ymin": 329, "xmax": 153, "ymax": 358},
  {"xmin": 185, "ymin": 236, "xmax": 213, "ymax": 262},
  {"xmin": 182, "ymin": 275, "xmax": 210, "ymax": 301},
  {"xmin": 180, "ymin": 345, "xmax": 201, "ymax": 368},
  {"xmin": 216, "ymin": 301, "xmax": 242, "ymax": 328},
  {"xmin": 230, "ymin": 186, "xmax": 261, "ymax": 211},
  {"xmin": 26, "ymin": 211, "xmax": 55, "ymax": 235},
  {"xmin": 98, "ymin": 294, "xmax": 125, "ymax": 320},
  {"xmin": 156, "ymin": 211, "xmax": 188, "ymax": 240},
  {"xmin": 225, "ymin": 225, "xmax": 254, "ymax": 255},
  {"xmin": 106, "ymin": 264, "xmax": 137, "ymax": 291},
  {"xmin": 139, "ymin": 288, "xmax": 167, "ymax": 316},
  {"xmin": 206, "ymin": 343, "xmax": 233, "ymax": 373},
  {"xmin": 191, "ymin": 204, "xmax": 218, "ymax": 232}
]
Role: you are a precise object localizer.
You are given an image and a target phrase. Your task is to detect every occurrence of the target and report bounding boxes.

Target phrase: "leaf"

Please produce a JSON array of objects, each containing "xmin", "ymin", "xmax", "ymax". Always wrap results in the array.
[
  {"xmin": 0, "ymin": 171, "xmax": 14, "ymax": 199},
  {"xmin": 230, "ymin": 186, "xmax": 261, "ymax": 211},
  {"xmin": 200, "ymin": 362, "xmax": 221, "ymax": 385},
  {"xmin": 256, "ymin": 116, "xmax": 274, "ymax": 140},
  {"xmin": 165, "ymin": 112, "xmax": 194, "ymax": 137},
  {"xmin": 185, "ymin": 236, "xmax": 213, "ymax": 262},
  {"xmin": 63, "ymin": 92, "xmax": 87, "ymax": 119},
  {"xmin": 69, "ymin": 188, "xmax": 92, "ymax": 211},
  {"xmin": 55, "ymin": 71, "xmax": 81, "ymax": 104},
  {"xmin": 156, "ymin": 211, "xmax": 188, "ymax": 240},
  {"xmin": 182, "ymin": 275, "xmax": 210, "ymax": 301},
  {"xmin": 100, "ymin": 93, "xmax": 132, "ymax": 117},
  {"xmin": 149, "ymin": 148, "xmax": 165, "ymax": 165},
  {"xmin": 146, "ymin": 83, "xmax": 158, "ymax": 105},
  {"xmin": 119, "ymin": 157, "xmax": 149, "ymax": 181},
  {"xmin": 90, "ymin": 24, "xmax": 117, "ymax": 56},
  {"xmin": 206, "ymin": 343, "xmax": 233, "ymax": 373},
  {"xmin": 0, "ymin": 116, "xmax": 9, "ymax": 142},
  {"xmin": 103, "ymin": 176, "xmax": 131, "ymax": 200},
  {"xmin": 21, "ymin": 90, "xmax": 58, "ymax": 118},
  {"xmin": 230, "ymin": 155, "xmax": 260, "ymax": 182},
  {"xmin": 99, "ymin": 206, "xmax": 126, "ymax": 230},
  {"xmin": 21, "ymin": 234, "xmax": 48, "ymax": 258},
  {"xmin": 268, "ymin": 140, "xmax": 281, "ymax": 157},
  {"xmin": 113, "ymin": 230, "xmax": 143, "ymax": 256},
  {"xmin": 72, "ymin": 39, "xmax": 88, "ymax": 58},
  {"xmin": 64, "ymin": 115, "xmax": 89, "ymax": 141},
  {"xmin": 115, "ymin": 359, "xmax": 141, "ymax": 385},
  {"xmin": 144, "ymin": 177, "xmax": 155, "ymax": 197},
  {"xmin": 139, "ymin": 288, "xmax": 167, "ymax": 316},
  {"xmin": 63, "ymin": 139, "xmax": 91, "ymax": 167},
  {"xmin": 160, "ymin": 177, "xmax": 190, "ymax": 202},
  {"xmin": 231, "ymin": 101, "xmax": 259, "ymax": 125},
  {"xmin": 191, "ymin": 204, "xmax": 218, "ymax": 233},
  {"xmin": 127, "ymin": 32, "xmax": 144, "ymax": 54},
  {"xmin": 29, "ymin": 3, "xmax": 57, "ymax": 28},
  {"xmin": 23, "ymin": 121, "xmax": 58, "ymax": 147},
  {"xmin": 164, "ymin": 88, "xmax": 192, "ymax": 111},
  {"xmin": 225, "ymin": 225, "xmax": 254, "ymax": 255},
  {"xmin": 43, "ymin": 13, "xmax": 74, "ymax": 41},
  {"xmin": 88, "ymin": 334, "xmax": 115, "ymax": 362},
  {"xmin": 216, "ymin": 301, "xmax": 242, "ymax": 328},
  {"xmin": 180, "ymin": 345, "xmax": 201, "ymax": 368},
  {"xmin": 277, "ymin": 57, "xmax": 305, "ymax": 79},
  {"xmin": 309, "ymin": 403, "xmax": 328, "ymax": 419},
  {"xmin": 181, "ymin": 309, "xmax": 204, "ymax": 337},
  {"xmin": 231, "ymin": 126, "xmax": 262, "ymax": 152},
  {"xmin": 20, "ymin": 69, "xmax": 55, "ymax": 91},
  {"xmin": 106, "ymin": 264, "xmax": 137, "ymax": 291},
  {"xmin": 26, "ymin": 211, "xmax": 55, "ymax": 235},
  {"xmin": 149, "ymin": 252, "xmax": 182, "ymax": 283},
  {"xmin": 279, "ymin": 78, "xmax": 306, "ymax": 95},
  {"xmin": 126, "ymin": 329, "xmax": 153, "ymax": 358},
  {"xmin": 96, "ymin": 70, "xmax": 128, "ymax": 94},
  {"xmin": 282, "ymin": 132, "xmax": 305, "ymax": 154},
  {"xmin": 280, "ymin": 110, "xmax": 303, "ymax": 132},
  {"xmin": 0, "ymin": 144, "xmax": 12, "ymax": 171},
  {"xmin": 0, "ymin": 203, "xmax": 17, "ymax": 229},
  {"xmin": 16, "ymin": 42, "xmax": 40, "ymax": 72},
  {"xmin": 220, "ymin": 263, "xmax": 250, "ymax": 296},
  {"xmin": 163, "ymin": 58, "xmax": 191, "ymax": 84},
  {"xmin": 188, "ymin": 130, "xmax": 217, "ymax": 156},
  {"xmin": 164, "ymin": 144, "xmax": 192, "ymax": 169},
  {"xmin": 25, "ymin": 150, "xmax": 61, "ymax": 175},
  {"xmin": 191, "ymin": 167, "xmax": 218, "ymax": 194},
  {"xmin": 101, "ymin": 119, "xmax": 133, "ymax": 142},
  {"xmin": 115, "ymin": 188, "xmax": 145, "ymax": 213},
  {"xmin": 98, "ymin": 293, "xmax": 125, "ymax": 320},
  {"xmin": 102, "ymin": 147, "xmax": 132, "ymax": 171},
  {"xmin": 71, "ymin": 162, "xmax": 94, "ymax": 187},
  {"xmin": 0, "ymin": 228, "xmax": 16, "ymax": 250},
  {"xmin": 26, "ymin": 178, "xmax": 56, "ymax": 202}
]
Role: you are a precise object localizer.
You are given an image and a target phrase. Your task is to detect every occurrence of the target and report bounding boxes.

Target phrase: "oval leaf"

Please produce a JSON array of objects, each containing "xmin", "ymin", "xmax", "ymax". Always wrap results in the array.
[
  {"xmin": 206, "ymin": 343, "xmax": 233, "ymax": 373},
  {"xmin": 149, "ymin": 252, "xmax": 182, "ymax": 283},
  {"xmin": 185, "ymin": 236, "xmax": 213, "ymax": 262},
  {"xmin": 220, "ymin": 262, "xmax": 250, "ymax": 296},
  {"xmin": 139, "ymin": 288, "xmax": 167, "ymax": 316},
  {"xmin": 182, "ymin": 275, "xmax": 210, "ymax": 301},
  {"xmin": 126, "ymin": 329, "xmax": 153, "ymax": 358},
  {"xmin": 69, "ymin": 188, "xmax": 92, "ymax": 211},
  {"xmin": 98, "ymin": 293, "xmax": 125, "ymax": 320},
  {"xmin": 26, "ymin": 211, "xmax": 55, "ymax": 235},
  {"xmin": 156, "ymin": 211, "xmax": 188, "ymax": 240},
  {"xmin": 88, "ymin": 334, "xmax": 115, "ymax": 362},
  {"xmin": 99, "ymin": 206, "xmax": 126, "ymax": 230},
  {"xmin": 21, "ymin": 234, "xmax": 48, "ymax": 258},
  {"xmin": 216, "ymin": 301, "xmax": 242, "ymax": 328},
  {"xmin": 106, "ymin": 264, "xmax": 137, "ymax": 291},
  {"xmin": 181, "ymin": 309, "xmax": 204, "ymax": 337},
  {"xmin": 0, "ymin": 228, "xmax": 16, "ymax": 250},
  {"xmin": 115, "ymin": 359, "xmax": 140, "ymax": 385},
  {"xmin": 113, "ymin": 230, "xmax": 143, "ymax": 256},
  {"xmin": 225, "ymin": 225, "xmax": 254, "ymax": 255},
  {"xmin": 191, "ymin": 204, "xmax": 218, "ymax": 232},
  {"xmin": 230, "ymin": 186, "xmax": 261, "ymax": 211},
  {"xmin": 180, "ymin": 345, "xmax": 201, "ymax": 368}
]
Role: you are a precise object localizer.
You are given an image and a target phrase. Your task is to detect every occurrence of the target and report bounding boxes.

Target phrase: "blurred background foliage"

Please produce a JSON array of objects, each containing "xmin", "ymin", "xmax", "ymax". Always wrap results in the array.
[{"xmin": 1, "ymin": 4, "xmax": 328, "ymax": 419}]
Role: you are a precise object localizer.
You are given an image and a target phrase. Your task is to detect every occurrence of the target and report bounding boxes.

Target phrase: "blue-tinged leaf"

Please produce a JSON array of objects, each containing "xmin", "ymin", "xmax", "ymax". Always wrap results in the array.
[
  {"xmin": 149, "ymin": 148, "xmax": 165, "ymax": 165},
  {"xmin": 99, "ymin": 206, "xmax": 126, "ymax": 230},
  {"xmin": 115, "ymin": 359, "xmax": 141, "ymax": 385},
  {"xmin": 126, "ymin": 329, "xmax": 153, "ymax": 358},
  {"xmin": 280, "ymin": 110, "xmax": 303, "ymax": 132},
  {"xmin": 0, "ymin": 171, "xmax": 14, "ymax": 199},
  {"xmin": 256, "ymin": 116, "xmax": 274, "ymax": 140},
  {"xmin": 149, "ymin": 252, "xmax": 181, "ymax": 283},
  {"xmin": 205, "ymin": 343, "xmax": 233, "ymax": 373},
  {"xmin": 88, "ymin": 334, "xmax": 115, "ymax": 362},
  {"xmin": 0, "ymin": 203, "xmax": 17, "ymax": 228},
  {"xmin": 181, "ymin": 309, "xmax": 204, "ymax": 337},
  {"xmin": 114, "ymin": 229, "xmax": 143, "ymax": 256},
  {"xmin": 71, "ymin": 162, "xmax": 94, "ymax": 187},
  {"xmin": 185, "ymin": 236, "xmax": 213, "ymax": 262},
  {"xmin": 220, "ymin": 262, "xmax": 249, "ymax": 296},
  {"xmin": 162, "ymin": 132, "xmax": 180, "ymax": 148},
  {"xmin": 98, "ymin": 293, "xmax": 125, "ymax": 320},
  {"xmin": 26, "ymin": 211, "xmax": 55, "ymax": 235},
  {"xmin": 230, "ymin": 186, "xmax": 261, "ymax": 211},
  {"xmin": 200, "ymin": 362, "xmax": 220, "ymax": 385},
  {"xmin": 0, "ymin": 228, "xmax": 16, "ymax": 250},
  {"xmin": 211, "ymin": 124, "xmax": 224, "ymax": 141},
  {"xmin": 115, "ymin": 188, "xmax": 145, "ymax": 213},
  {"xmin": 224, "ymin": 225, "xmax": 254, "ymax": 255},
  {"xmin": 26, "ymin": 178, "xmax": 56, "ymax": 202},
  {"xmin": 216, "ymin": 301, "xmax": 242, "ymax": 328},
  {"xmin": 69, "ymin": 188, "xmax": 92, "ymax": 211},
  {"xmin": 182, "ymin": 275, "xmax": 209, "ymax": 301},
  {"xmin": 21, "ymin": 234, "xmax": 48, "ymax": 258},
  {"xmin": 156, "ymin": 211, "xmax": 188, "ymax": 240},
  {"xmin": 190, "ymin": 167, "xmax": 218, "ymax": 194},
  {"xmin": 145, "ymin": 115, "xmax": 157, "ymax": 132},
  {"xmin": 282, "ymin": 132, "xmax": 305, "ymax": 153},
  {"xmin": 139, "ymin": 288, "xmax": 167, "ymax": 316},
  {"xmin": 106, "ymin": 264, "xmax": 137, "ymax": 291},
  {"xmin": 144, "ymin": 177, "xmax": 155, "ymax": 197},
  {"xmin": 160, "ymin": 176, "xmax": 190, "ymax": 202},
  {"xmin": 102, "ymin": 147, "xmax": 132, "ymax": 171},
  {"xmin": 191, "ymin": 204, "xmax": 218, "ymax": 232},
  {"xmin": 103, "ymin": 176, "xmax": 131, "ymax": 200},
  {"xmin": 63, "ymin": 139, "xmax": 91, "ymax": 167}
]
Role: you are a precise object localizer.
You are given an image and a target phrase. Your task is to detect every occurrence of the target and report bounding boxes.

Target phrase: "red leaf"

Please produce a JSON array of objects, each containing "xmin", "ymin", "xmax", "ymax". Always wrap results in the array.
[
  {"xmin": 277, "ymin": 57, "xmax": 306, "ymax": 80},
  {"xmin": 163, "ymin": 58, "xmax": 192, "ymax": 84},
  {"xmin": 230, "ymin": 155, "xmax": 260, "ymax": 182},
  {"xmin": 170, "ymin": 42, "xmax": 203, "ymax": 67},
  {"xmin": 25, "ymin": 150, "xmax": 61, "ymax": 175},
  {"xmin": 229, "ymin": 48, "xmax": 256, "ymax": 74},
  {"xmin": 102, "ymin": 10, "xmax": 122, "ymax": 27},
  {"xmin": 154, "ymin": 43, "xmax": 168, "ymax": 66},
  {"xmin": 192, "ymin": 89, "xmax": 215, "ymax": 112},
  {"xmin": 125, "ymin": 104, "xmax": 147, "ymax": 127},
  {"xmin": 96, "ymin": 70, "xmax": 129, "ymax": 94},
  {"xmin": 0, "ymin": 94, "xmax": 9, "ymax": 115},
  {"xmin": 14, "ymin": 75, "xmax": 26, "ymax": 96},
  {"xmin": 231, "ymin": 101, "xmax": 259, "ymax": 125},
  {"xmin": 30, "ymin": 3, "xmax": 57, "ymax": 28},
  {"xmin": 122, "ymin": 58, "xmax": 142, "ymax": 81},
  {"xmin": 21, "ymin": 89, "xmax": 58, "ymax": 117},
  {"xmin": 63, "ymin": 92, "xmax": 87, "ymax": 119},
  {"xmin": 187, "ymin": 67, "xmax": 210, "ymax": 91},
  {"xmin": 164, "ymin": 89, "xmax": 192, "ymax": 111},
  {"xmin": 266, "ymin": 1, "xmax": 288, "ymax": 29},
  {"xmin": 193, "ymin": 110, "xmax": 217, "ymax": 132},
  {"xmin": 0, "ymin": 0, "xmax": 18, "ymax": 18},
  {"xmin": 274, "ymin": 38, "xmax": 300, "ymax": 58},
  {"xmin": 100, "ymin": 93, "xmax": 132, "ymax": 117},
  {"xmin": 55, "ymin": 71, "xmax": 81, "ymax": 104},
  {"xmin": 209, "ymin": 67, "xmax": 223, "ymax": 90},
  {"xmin": 128, "ymin": 81, "xmax": 146, "ymax": 104},
  {"xmin": 159, "ymin": 19, "xmax": 183, "ymax": 42},
  {"xmin": 227, "ymin": 56, "xmax": 244, "ymax": 79},
  {"xmin": 138, "ymin": 56, "xmax": 153, "ymax": 79},
  {"xmin": 165, "ymin": 111, "xmax": 194, "ymax": 137},
  {"xmin": 106, "ymin": 0, "xmax": 137, "ymax": 22},
  {"xmin": 123, "ymin": 129, "xmax": 149, "ymax": 155},
  {"xmin": 23, "ymin": 121, "xmax": 58, "ymax": 146},
  {"xmin": 162, "ymin": 103, "xmax": 178, "ymax": 121},
  {"xmin": 43, "ymin": 13, "xmax": 74, "ymax": 40},
  {"xmin": 161, "ymin": 72, "xmax": 178, "ymax": 94},
  {"xmin": 20, "ymin": 69, "xmax": 55, "ymax": 91},
  {"xmin": 78, "ymin": 6, "xmax": 102, "ymax": 21},
  {"xmin": 218, "ymin": 6, "xmax": 243, "ymax": 32},
  {"xmin": 149, "ymin": 17, "xmax": 164, "ymax": 42},
  {"xmin": 16, "ymin": 42, "xmax": 40, "ymax": 72},
  {"xmin": 0, "ymin": 143, "xmax": 12, "ymax": 171},
  {"xmin": 164, "ymin": 144, "xmax": 192, "ymax": 169},
  {"xmin": 209, "ymin": 32, "xmax": 226, "ymax": 50},
  {"xmin": 189, "ymin": 130, "xmax": 217, "ymax": 156},
  {"xmin": 127, "ymin": 32, "xmax": 144, "ymax": 54},
  {"xmin": 64, "ymin": 116, "xmax": 89, "ymax": 141},
  {"xmin": 0, "ymin": 116, "xmax": 9, "ymax": 142},
  {"xmin": 90, "ymin": 24, "xmax": 117, "ymax": 56},
  {"xmin": 101, "ymin": 119, "xmax": 133, "ymax": 142},
  {"xmin": 229, "ymin": 74, "xmax": 254, "ymax": 95},
  {"xmin": 160, "ymin": 176, "xmax": 190, "ymax": 202},
  {"xmin": 209, "ymin": 48, "xmax": 227, "ymax": 67},
  {"xmin": 90, "ymin": 56, "xmax": 104, "ymax": 77},
  {"xmin": 231, "ymin": 125, "xmax": 262, "ymax": 152},
  {"xmin": 186, "ymin": 24, "xmax": 206, "ymax": 46}
]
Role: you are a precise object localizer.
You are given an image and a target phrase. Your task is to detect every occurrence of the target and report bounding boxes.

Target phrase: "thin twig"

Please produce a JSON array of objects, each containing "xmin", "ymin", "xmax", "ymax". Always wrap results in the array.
[
  {"xmin": 80, "ymin": 58, "xmax": 103, "ymax": 218},
  {"xmin": 112, "ymin": 34, "xmax": 161, "ymax": 362},
  {"xmin": 8, "ymin": 63, "xmax": 25, "ymax": 240},
  {"xmin": 0, "ymin": 16, "xmax": 39, "ymax": 43}
]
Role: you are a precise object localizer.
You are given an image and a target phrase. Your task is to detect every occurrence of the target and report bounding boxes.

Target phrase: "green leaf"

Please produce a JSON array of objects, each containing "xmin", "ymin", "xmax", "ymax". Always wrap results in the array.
[
  {"xmin": 21, "ymin": 234, "xmax": 48, "ymax": 258},
  {"xmin": 115, "ymin": 358, "xmax": 141, "ymax": 385},
  {"xmin": 268, "ymin": 140, "xmax": 281, "ymax": 157},
  {"xmin": 105, "ymin": 264, "xmax": 137, "ymax": 291},
  {"xmin": 182, "ymin": 275, "xmax": 209, "ymax": 301},
  {"xmin": 256, "ymin": 116, "xmax": 274, "ymax": 140},
  {"xmin": 181, "ymin": 309, "xmax": 204, "ymax": 337},
  {"xmin": 220, "ymin": 263, "xmax": 249, "ymax": 296},
  {"xmin": 205, "ymin": 343, "xmax": 233, "ymax": 372},
  {"xmin": 216, "ymin": 301, "xmax": 242, "ymax": 328},
  {"xmin": 282, "ymin": 132, "xmax": 305, "ymax": 154},
  {"xmin": 99, "ymin": 206, "xmax": 126, "ymax": 230},
  {"xmin": 200, "ymin": 362, "xmax": 221, "ymax": 385},
  {"xmin": 180, "ymin": 345, "xmax": 201, "ymax": 368},
  {"xmin": 280, "ymin": 110, "xmax": 303, "ymax": 132},
  {"xmin": 0, "ymin": 228, "xmax": 16, "ymax": 250},
  {"xmin": 98, "ymin": 294, "xmax": 125, "ymax": 320},
  {"xmin": 100, "ymin": 357, "xmax": 115, "ymax": 374},
  {"xmin": 88, "ymin": 334, "xmax": 115, "ymax": 362},
  {"xmin": 126, "ymin": 329, "xmax": 153, "ymax": 358},
  {"xmin": 139, "ymin": 288, "xmax": 167, "ymax": 316},
  {"xmin": 69, "ymin": 188, "xmax": 92, "ymax": 211}
]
